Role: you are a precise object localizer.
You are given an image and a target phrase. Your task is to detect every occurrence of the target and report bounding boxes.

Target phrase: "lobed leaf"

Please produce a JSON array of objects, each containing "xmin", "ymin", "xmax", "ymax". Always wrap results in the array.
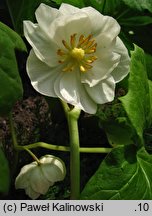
[
  {"xmin": 80, "ymin": 145, "xmax": 152, "ymax": 199},
  {"xmin": 120, "ymin": 45, "xmax": 151, "ymax": 145}
]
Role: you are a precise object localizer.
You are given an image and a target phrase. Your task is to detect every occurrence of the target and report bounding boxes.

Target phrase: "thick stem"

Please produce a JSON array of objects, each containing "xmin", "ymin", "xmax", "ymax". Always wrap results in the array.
[{"xmin": 67, "ymin": 107, "xmax": 81, "ymax": 200}]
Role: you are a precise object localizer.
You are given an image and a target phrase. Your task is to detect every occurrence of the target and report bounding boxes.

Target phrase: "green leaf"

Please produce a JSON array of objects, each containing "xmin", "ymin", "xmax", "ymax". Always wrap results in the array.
[
  {"xmin": 83, "ymin": 0, "xmax": 106, "ymax": 12},
  {"xmin": 0, "ymin": 147, "xmax": 10, "ymax": 194},
  {"xmin": 148, "ymin": 80, "xmax": 152, "ymax": 123},
  {"xmin": 0, "ymin": 22, "xmax": 26, "ymax": 116},
  {"xmin": 84, "ymin": 0, "xmax": 127, "ymax": 17},
  {"xmin": 51, "ymin": 0, "xmax": 62, "ymax": 4},
  {"xmin": 80, "ymin": 145, "xmax": 152, "ymax": 199},
  {"xmin": 120, "ymin": 16, "xmax": 152, "ymax": 26},
  {"xmin": 103, "ymin": 118, "xmax": 134, "ymax": 147},
  {"xmin": 101, "ymin": 0, "xmax": 126, "ymax": 15},
  {"xmin": 145, "ymin": 53, "xmax": 152, "ymax": 80},
  {"xmin": 122, "ymin": 0, "xmax": 152, "ymax": 13},
  {"xmin": 61, "ymin": 0, "xmax": 85, "ymax": 7},
  {"xmin": 119, "ymin": 45, "xmax": 151, "ymax": 145}
]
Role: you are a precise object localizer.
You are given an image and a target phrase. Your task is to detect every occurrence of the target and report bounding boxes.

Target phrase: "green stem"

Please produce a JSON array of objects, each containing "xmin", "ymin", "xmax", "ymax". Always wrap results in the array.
[
  {"xmin": 80, "ymin": 147, "xmax": 111, "ymax": 153},
  {"xmin": 60, "ymin": 100, "xmax": 70, "ymax": 116},
  {"xmin": 15, "ymin": 142, "xmax": 112, "ymax": 153},
  {"xmin": 61, "ymin": 101, "xmax": 81, "ymax": 199},
  {"xmin": 67, "ymin": 107, "xmax": 81, "ymax": 200},
  {"xmin": 23, "ymin": 147, "xmax": 41, "ymax": 165}
]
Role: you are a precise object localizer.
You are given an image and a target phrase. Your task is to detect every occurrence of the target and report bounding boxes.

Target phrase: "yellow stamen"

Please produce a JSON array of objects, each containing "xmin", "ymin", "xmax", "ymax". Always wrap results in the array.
[
  {"xmin": 70, "ymin": 34, "xmax": 77, "ymax": 48},
  {"xmin": 62, "ymin": 63, "xmax": 75, "ymax": 72},
  {"xmin": 62, "ymin": 40, "xmax": 71, "ymax": 50},
  {"xmin": 57, "ymin": 49, "xmax": 66, "ymax": 56},
  {"xmin": 77, "ymin": 34, "xmax": 92, "ymax": 47},
  {"xmin": 57, "ymin": 33, "xmax": 98, "ymax": 72},
  {"xmin": 58, "ymin": 60, "xmax": 65, "ymax": 64},
  {"xmin": 78, "ymin": 35, "xmax": 85, "ymax": 44},
  {"xmin": 80, "ymin": 65, "xmax": 86, "ymax": 72}
]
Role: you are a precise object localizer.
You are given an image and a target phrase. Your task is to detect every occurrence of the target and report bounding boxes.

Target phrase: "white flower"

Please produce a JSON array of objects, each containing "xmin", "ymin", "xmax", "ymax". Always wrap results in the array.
[
  {"xmin": 24, "ymin": 3, "xmax": 130, "ymax": 114},
  {"xmin": 15, "ymin": 155, "xmax": 66, "ymax": 199}
]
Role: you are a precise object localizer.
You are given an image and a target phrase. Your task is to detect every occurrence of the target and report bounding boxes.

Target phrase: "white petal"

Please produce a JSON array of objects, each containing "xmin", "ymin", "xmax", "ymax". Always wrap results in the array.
[
  {"xmin": 27, "ymin": 50, "xmax": 61, "ymax": 97},
  {"xmin": 111, "ymin": 37, "xmax": 130, "ymax": 82},
  {"xmin": 25, "ymin": 186, "xmax": 40, "ymax": 199},
  {"xmin": 49, "ymin": 12, "xmax": 91, "ymax": 47},
  {"xmin": 53, "ymin": 72, "xmax": 64, "ymax": 99},
  {"xmin": 41, "ymin": 164, "xmax": 65, "ymax": 183},
  {"xmin": 40, "ymin": 155, "xmax": 66, "ymax": 182},
  {"xmin": 54, "ymin": 71, "xmax": 97, "ymax": 114},
  {"xmin": 23, "ymin": 21, "xmax": 58, "ymax": 67},
  {"xmin": 95, "ymin": 34, "xmax": 118, "ymax": 56},
  {"xmin": 82, "ymin": 7, "xmax": 120, "ymax": 38},
  {"xmin": 84, "ymin": 76, "xmax": 115, "ymax": 104},
  {"xmin": 35, "ymin": 3, "xmax": 61, "ymax": 36},
  {"xmin": 40, "ymin": 155, "xmax": 66, "ymax": 172},
  {"xmin": 30, "ymin": 166, "xmax": 51, "ymax": 195},
  {"xmin": 15, "ymin": 162, "xmax": 37, "ymax": 189},
  {"xmin": 59, "ymin": 3, "xmax": 80, "ymax": 14},
  {"xmin": 81, "ymin": 52, "xmax": 120, "ymax": 87}
]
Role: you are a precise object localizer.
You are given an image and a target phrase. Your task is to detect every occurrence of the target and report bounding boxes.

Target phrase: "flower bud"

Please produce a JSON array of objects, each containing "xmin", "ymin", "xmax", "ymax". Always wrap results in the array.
[{"xmin": 15, "ymin": 155, "xmax": 66, "ymax": 199}]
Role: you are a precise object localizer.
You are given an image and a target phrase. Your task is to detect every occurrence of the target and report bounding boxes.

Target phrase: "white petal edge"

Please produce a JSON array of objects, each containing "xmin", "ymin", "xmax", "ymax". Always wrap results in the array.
[
  {"xmin": 84, "ymin": 76, "xmax": 115, "ymax": 104},
  {"xmin": 82, "ymin": 6, "xmax": 120, "ymax": 38},
  {"xmin": 35, "ymin": 3, "xmax": 61, "ymax": 37},
  {"xmin": 30, "ymin": 166, "xmax": 51, "ymax": 195},
  {"xmin": 25, "ymin": 186, "xmax": 40, "ymax": 199},
  {"xmin": 54, "ymin": 71, "xmax": 97, "ymax": 114},
  {"xmin": 40, "ymin": 155, "xmax": 66, "ymax": 182},
  {"xmin": 59, "ymin": 3, "xmax": 81, "ymax": 14},
  {"xmin": 40, "ymin": 155, "xmax": 66, "ymax": 174},
  {"xmin": 27, "ymin": 49, "xmax": 61, "ymax": 97},
  {"xmin": 23, "ymin": 21, "xmax": 58, "ymax": 67},
  {"xmin": 111, "ymin": 37, "xmax": 130, "ymax": 82},
  {"xmin": 49, "ymin": 12, "xmax": 91, "ymax": 47},
  {"xmin": 41, "ymin": 164, "xmax": 65, "ymax": 183},
  {"xmin": 15, "ymin": 162, "xmax": 37, "ymax": 189},
  {"xmin": 81, "ymin": 52, "xmax": 120, "ymax": 87}
]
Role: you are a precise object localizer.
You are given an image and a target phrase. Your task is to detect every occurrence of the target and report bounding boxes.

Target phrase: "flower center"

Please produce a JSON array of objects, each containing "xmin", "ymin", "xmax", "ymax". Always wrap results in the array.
[
  {"xmin": 71, "ymin": 48, "xmax": 85, "ymax": 60},
  {"xmin": 57, "ymin": 34, "xmax": 97, "ymax": 72}
]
